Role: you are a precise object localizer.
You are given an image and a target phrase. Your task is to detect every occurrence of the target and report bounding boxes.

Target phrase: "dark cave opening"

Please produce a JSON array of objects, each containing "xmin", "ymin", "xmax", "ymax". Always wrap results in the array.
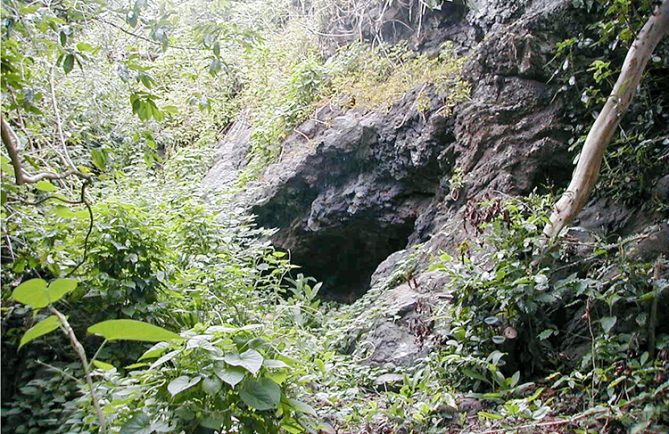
[{"xmin": 285, "ymin": 220, "xmax": 416, "ymax": 303}]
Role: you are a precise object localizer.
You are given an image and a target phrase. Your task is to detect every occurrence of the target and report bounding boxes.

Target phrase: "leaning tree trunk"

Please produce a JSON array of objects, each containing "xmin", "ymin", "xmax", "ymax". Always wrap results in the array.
[{"xmin": 544, "ymin": 0, "xmax": 669, "ymax": 238}]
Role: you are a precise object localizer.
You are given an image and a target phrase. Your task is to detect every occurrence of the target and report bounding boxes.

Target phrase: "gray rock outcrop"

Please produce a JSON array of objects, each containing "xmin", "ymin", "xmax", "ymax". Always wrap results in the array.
[{"xmin": 203, "ymin": 0, "xmax": 668, "ymax": 366}]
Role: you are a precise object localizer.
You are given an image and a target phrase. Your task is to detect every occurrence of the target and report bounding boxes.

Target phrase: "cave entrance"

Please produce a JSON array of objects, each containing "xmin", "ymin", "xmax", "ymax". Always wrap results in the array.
[{"xmin": 284, "ymin": 220, "xmax": 416, "ymax": 303}]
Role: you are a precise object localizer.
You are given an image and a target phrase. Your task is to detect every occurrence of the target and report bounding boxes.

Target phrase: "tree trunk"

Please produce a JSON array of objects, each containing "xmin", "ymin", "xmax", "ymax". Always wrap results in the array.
[{"xmin": 544, "ymin": 0, "xmax": 669, "ymax": 238}]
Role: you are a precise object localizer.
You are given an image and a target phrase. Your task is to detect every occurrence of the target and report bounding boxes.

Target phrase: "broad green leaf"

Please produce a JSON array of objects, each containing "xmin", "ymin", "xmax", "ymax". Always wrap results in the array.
[
  {"xmin": 12, "ymin": 278, "xmax": 78, "ymax": 309},
  {"xmin": 19, "ymin": 315, "xmax": 61, "ymax": 349},
  {"xmin": 52, "ymin": 205, "xmax": 76, "ymax": 218},
  {"xmin": 120, "ymin": 412, "xmax": 151, "ymax": 434},
  {"xmin": 239, "ymin": 378, "xmax": 281, "ymax": 411},
  {"xmin": 640, "ymin": 351, "xmax": 649, "ymax": 366},
  {"xmin": 35, "ymin": 180, "xmax": 57, "ymax": 192},
  {"xmin": 600, "ymin": 316, "xmax": 617, "ymax": 334},
  {"xmin": 223, "ymin": 349, "xmax": 263, "ymax": 375},
  {"xmin": 125, "ymin": 362, "xmax": 148, "ymax": 370},
  {"xmin": 149, "ymin": 350, "xmax": 180, "ymax": 369},
  {"xmin": 92, "ymin": 360, "xmax": 115, "ymax": 371},
  {"xmin": 214, "ymin": 365, "xmax": 245, "ymax": 387},
  {"xmin": 12, "ymin": 279, "xmax": 49, "ymax": 308},
  {"xmin": 462, "ymin": 368, "xmax": 488, "ymax": 383},
  {"xmin": 287, "ymin": 398, "xmax": 317, "ymax": 416},
  {"xmin": 162, "ymin": 105, "xmax": 178, "ymax": 115},
  {"xmin": 538, "ymin": 329, "xmax": 554, "ymax": 340},
  {"xmin": 88, "ymin": 319, "xmax": 181, "ymax": 342},
  {"xmin": 484, "ymin": 316, "xmax": 501, "ymax": 325},
  {"xmin": 200, "ymin": 414, "xmax": 227, "ymax": 430},
  {"xmin": 76, "ymin": 42, "xmax": 98, "ymax": 53},
  {"xmin": 202, "ymin": 376, "xmax": 222, "ymax": 395},
  {"xmin": 139, "ymin": 342, "xmax": 170, "ymax": 360},
  {"xmin": 263, "ymin": 359, "xmax": 289, "ymax": 369},
  {"xmin": 47, "ymin": 278, "xmax": 78, "ymax": 302},
  {"xmin": 525, "ymin": 387, "xmax": 544, "ymax": 403},
  {"xmin": 265, "ymin": 370, "xmax": 288, "ymax": 385},
  {"xmin": 63, "ymin": 54, "xmax": 75, "ymax": 74},
  {"xmin": 478, "ymin": 411, "xmax": 503, "ymax": 420},
  {"xmin": 168, "ymin": 375, "xmax": 201, "ymax": 396},
  {"xmin": 91, "ymin": 148, "xmax": 107, "ymax": 171}
]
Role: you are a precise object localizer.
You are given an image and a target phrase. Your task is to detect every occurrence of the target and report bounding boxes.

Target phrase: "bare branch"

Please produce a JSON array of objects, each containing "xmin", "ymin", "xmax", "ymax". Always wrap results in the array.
[
  {"xmin": 1, "ymin": 116, "xmax": 91, "ymax": 185},
  {"xmin": 50, "ymin": 307, "xmax": 107, "ymax": 432},
  {"xmin": 544, "ymin": 0, "xmax": 669, "ymax": 238},
  {"xmin": 95, "ymin": 17, "xmax": 207, "ymax": 51},
  {"xmin": 49, "ymin": 66, "xmax": 77, "ymax": 170}
]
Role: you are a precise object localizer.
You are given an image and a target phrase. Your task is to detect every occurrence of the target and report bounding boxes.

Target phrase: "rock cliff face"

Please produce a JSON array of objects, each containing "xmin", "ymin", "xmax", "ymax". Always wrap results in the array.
[{"xmin": 203, "ymin": 0, "xmax": 668, "ymax": 365}]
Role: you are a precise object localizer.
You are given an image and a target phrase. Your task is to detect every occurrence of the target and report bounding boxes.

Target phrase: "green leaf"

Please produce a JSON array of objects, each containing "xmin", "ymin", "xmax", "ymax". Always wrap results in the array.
[
  {"xmin": 266, "ymin": 370, "xmax": 288, "ymax": 385},
  {"xmin": 200, "ymin": 414, "xmax": 227, "ymax": 430},
  {"xmin": 263, "ymin": 359, "xmax": 290, "ymax": 369},
  {"xmin": 126, "ymin": 10, "xmax": 138, "ymax": 28},
  {"xmin": 484, "ymin": 316, "xmax": 501, "ymax": 325},
  {"xmin": 124, "ymin": 362, "xmax": 149, "ymax": 370},
  {"xmin": 600, "ymin": 316, "xmax": 617, "ymax": 334},
  {"xmin": 12, "ymin": 278, "xmax": 77, "ymax": 309},
  {"xmin": 12, "ymin": 279, "xmax": 48, "ymax": 308},
  {"xmin": 35, "ymin": 180, "xmax": 57, "ymax": 192},
  {"xmin": 462, "ymin": 368, "xmax": 488, "ymax": 383},
  {"xmin": 287, "ymin": 398, "xmax": 317, "ymax": 416},
  {"xmin": 52, "ymin": 205, "xmax": 76, "ymax": 218},
  {"xmin": 139, "ymin": 342, "xmax": 170, "ymax": 360},
  {"xmin": 239, "ymin": 378, "xmax": 281, "ymax": 411},
  {"xmin": 91, "ymin": 148, "xmax": 107, "ymax": 171},
  {"xmin": 151, "ymin": 105, "xmax": 164, "ymax": 122},
  {"xmin": 214, "ymin": 365, "xmax": 245, "ymax": 387},
  {"xmin": 120, "ymin": 412, "xmax": 151, "ymax": 434},
  {"xmin": 202, "ymin": 376, "xmax": 222, "ymax": 395},
  {"xmin": 63, "ymin": 54, "xmax": 75, "ymax": 74},
  {"xmin": 538, "ymin": 329, "xmax": 554, "ymax": 341},
  {"xmin": 19, "ymin": 315, "xmax": 61, "ymax": 349},
  {"xmin": 149, "ymin": 350, "xmax": 180, "ymax": 369},
  {"xmin": 162, "ymin": 105, "xmax": 178, "ymax": 115},
  {"xmin": 223, "ymin": 349, "xmax": 263, "ymax": 375},
  {"xmin": 139, "ymin": 74, "xmax": 154, "ymax": 89},
  {"xmin": 87, "ymin": 320, "xmax": 181, "ymax": 342},
  {"xmin": 47, "ymin": 278, "xmax": 78, "ymax": 302},
  {"xmin": 208, "ymin": 57, "xmax": 221, "ymax": 76},
  {"xmin": 76, "ymin": 42, "xmax": 98, "ymax": 53},
  {"xmin": 478, "ymin": 411, "xmax": 503, "ymax": 420},
  {"xmin": 492, "ymin": 335, "xmax": 505, "ymax": 344},
  {"xmin": 168, "ymin": 375, "xmax": 201, "ymax": 396},
  {"xmin": 92, "ymin": 360, "xmax": 115, "ymax": 371}
]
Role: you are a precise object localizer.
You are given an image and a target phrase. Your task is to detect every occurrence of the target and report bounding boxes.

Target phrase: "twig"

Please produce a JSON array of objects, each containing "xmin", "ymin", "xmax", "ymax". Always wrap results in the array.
[
  {"xmin": 1, "ymin": 116, "xmax": 90, "ymax": 185},
  {"xmin": 50, "ymin": 307, "xmax": 107, "ymax": 432},
  {"xmin": 49, "ymin": 66, "xmax": 77, "ymax": 171},
  {"xmin": 14, "ymin": 181, "xmax": 94, "ymax": 277},
  {"xmin": 293, "ymin": 128, "xmax": 311, "ymax": 142},
  {"xmin": 4, "ymin": 233, "xmax": 16, "ymax": 261},
  {"xmin": 65, "ymin": 181, "xmax": 94, "ymax": 277},
  {"xmin": 36, "ymin": 360, "xmax": 82, "ymax": 383},
  {"xmin": 88, "ymin": 339, "xmax": 108, "ymax": 371},
  {"xmin": 586, "ymin": 298, "xmax": 597, "ymax": 405},
  {"xmin": 648, "ymin": 258, "xmax": 667, "ymax": 358},
  {"xmin": 95, "ymin": 17, "xmax": 207, "ymax": 51}
]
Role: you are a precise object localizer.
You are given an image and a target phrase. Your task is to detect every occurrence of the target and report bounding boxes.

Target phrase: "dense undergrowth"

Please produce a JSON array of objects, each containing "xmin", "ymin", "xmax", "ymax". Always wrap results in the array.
[{"xmin": 2, "ymin": 0, "xmax": 668, "ymax": 433}]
